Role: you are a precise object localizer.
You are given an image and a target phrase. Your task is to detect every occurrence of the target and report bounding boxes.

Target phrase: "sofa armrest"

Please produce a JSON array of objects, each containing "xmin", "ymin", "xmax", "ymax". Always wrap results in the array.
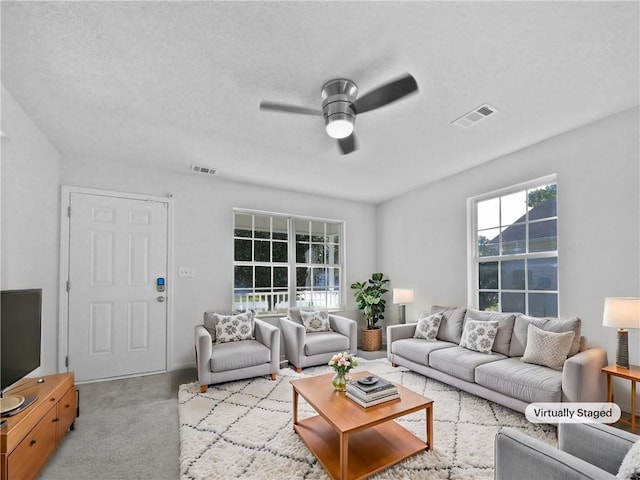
[
  {"xmin": 562, "ymin": 347, "xmax": 608, "ymax": 402},
  {"xmin": 254, "ymin": 318, "xmax": 281, "ymax": 371},
  {"xmin": 194, "ymin": 325, "xmax": 213, "ymax": 385},
  {"xmin": 558, "ymin": 422, "xmax": 638, "ymax": 475},
  {"xmin": 386, "ymin": 324, "xmax": 417, "ymax": 358},
  {"xmin": 495, "ymin": 427, "xmax": 616, "ymax": 480},
  {"xmin": 329, "ymin": 314, "xmax": 358, "ymax": 354},
  {"xmin": 280, "ymin": 317, "xmax": 305, "ymax": 367}
]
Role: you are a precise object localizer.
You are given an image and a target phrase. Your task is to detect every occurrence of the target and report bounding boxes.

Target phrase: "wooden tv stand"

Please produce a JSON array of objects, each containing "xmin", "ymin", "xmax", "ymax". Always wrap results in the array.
[{"xmin": 0, "ymin": 372, "xmax": 77, "ymax": 480}]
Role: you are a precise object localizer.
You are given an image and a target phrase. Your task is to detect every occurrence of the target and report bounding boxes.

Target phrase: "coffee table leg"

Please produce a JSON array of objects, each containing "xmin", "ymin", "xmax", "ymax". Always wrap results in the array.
[
  {"xmin": 340, "ymin": 432, "xmax": 349, "ymax": 479},
  {"xmin": 426, "ymin": 405, "xmax": 433, "ymax": 451},
  {"xmin": 293, "ymin": 389, "xmax": 298, "ymax": 429}
]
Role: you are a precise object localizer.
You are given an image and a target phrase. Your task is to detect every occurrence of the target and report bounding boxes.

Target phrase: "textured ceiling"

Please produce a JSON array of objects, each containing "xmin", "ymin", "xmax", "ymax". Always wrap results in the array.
[{"xmin": 1, "ymin": 1, "xmax": 638, "ymax": 203}]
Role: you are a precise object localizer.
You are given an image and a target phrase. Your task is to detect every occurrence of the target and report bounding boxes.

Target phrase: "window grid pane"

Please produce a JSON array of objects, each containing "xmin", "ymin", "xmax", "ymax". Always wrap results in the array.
[
  {"xmin": 474, "ymin": 181, "xmax": 558, "ymax": 316},
  {"xmin": 234, "ymin": 213, "xmax": 343, "ymax": 313}
]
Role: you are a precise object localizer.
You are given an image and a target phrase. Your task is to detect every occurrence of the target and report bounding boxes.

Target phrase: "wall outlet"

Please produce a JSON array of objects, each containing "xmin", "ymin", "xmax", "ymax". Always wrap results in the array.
[{"xmin": 178, "ymin": 266, "xmax": 195, "ymax": 278}]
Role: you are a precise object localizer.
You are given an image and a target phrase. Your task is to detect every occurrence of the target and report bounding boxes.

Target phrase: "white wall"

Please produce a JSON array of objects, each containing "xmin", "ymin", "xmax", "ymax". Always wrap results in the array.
[
  {"xmin": 59, "ymin": 159, "xmax": 377, "ymax": 369},
  {"xmin": 377, "ymin": 107, "xmax": 640, "ymax": 411},
  {"xmin": 1, "ymin": 85, "xmax": 62, "ymax": 377}
]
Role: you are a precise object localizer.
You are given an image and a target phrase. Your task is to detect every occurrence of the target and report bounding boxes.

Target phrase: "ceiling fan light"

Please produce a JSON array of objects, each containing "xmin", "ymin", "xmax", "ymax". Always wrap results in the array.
[{"xmin": 325, "ymin": 114, "xmax": 354, "ymax": 139}]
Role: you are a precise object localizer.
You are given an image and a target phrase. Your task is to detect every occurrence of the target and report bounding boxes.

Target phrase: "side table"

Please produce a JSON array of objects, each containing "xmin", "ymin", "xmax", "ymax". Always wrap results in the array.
[{"xmin": 602, "ymin": 364, "xmax": 640, "ymax": 433}]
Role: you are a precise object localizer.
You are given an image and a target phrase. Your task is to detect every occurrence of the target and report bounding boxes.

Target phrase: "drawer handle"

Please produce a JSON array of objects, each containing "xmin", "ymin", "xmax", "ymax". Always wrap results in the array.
[
  {"xmin": 52, "ymin": 418, "xmax": 59, "ymax": 422},
  {"xmin": 50, "ymin": 397, "xmax": 56, "ymax": 402},
  {"xmin": 30, "ymin": 439, "xmax": 37, "ymax": 446},
  {"xmin": 65, "ymin": 404, "xmax": 70, "ymax": 408}
]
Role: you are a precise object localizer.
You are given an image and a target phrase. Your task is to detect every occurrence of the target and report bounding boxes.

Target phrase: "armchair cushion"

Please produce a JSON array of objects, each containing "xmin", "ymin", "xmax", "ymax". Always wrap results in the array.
[
  {"xmin": 304, "ymin": 331, "xmax": 350, "ymax": 355},
  {"xmin": 287, "ymin": 307, "xmax": 304, "ymax": 325},
  {"xmin": 210, "ymin": 339, "xmax": 271, "ymax": 372},
  {"xmin": 203, "ymin": 309, "xmax": 241, "ymax": 342},
  {"xmin": 300, "ymin": 310, "xmax": 331, "ymax": 332},
  {"xmin": 213, "ymin": 311, "xmax": 255, "ymax": 344},
  {"xmin": 617, "ymin": 439, "xmax": 640, "ymax": 479}
]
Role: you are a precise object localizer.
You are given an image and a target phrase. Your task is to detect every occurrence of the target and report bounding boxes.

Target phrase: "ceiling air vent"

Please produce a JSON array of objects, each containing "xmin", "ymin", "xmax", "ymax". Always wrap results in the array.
[
  {"xmin": 190, "ymin": 164, "xmax": 217, "ymax": 175},
  {"xmin": 452, "ymin": 104, "xmax": 499, "ymax": 128}
]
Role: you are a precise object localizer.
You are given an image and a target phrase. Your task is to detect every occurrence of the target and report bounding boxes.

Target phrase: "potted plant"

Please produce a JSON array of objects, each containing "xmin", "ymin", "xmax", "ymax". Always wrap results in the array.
[{"xmin": 350, "ymin": 272, "xmax": 390, "ymax": 351}]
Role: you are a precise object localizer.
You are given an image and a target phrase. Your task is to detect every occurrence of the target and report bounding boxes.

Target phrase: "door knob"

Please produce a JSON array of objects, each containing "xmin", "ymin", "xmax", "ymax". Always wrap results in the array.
[{"xmin": 157, "ymin": 296, "xmax": 165, "ymax": 302}]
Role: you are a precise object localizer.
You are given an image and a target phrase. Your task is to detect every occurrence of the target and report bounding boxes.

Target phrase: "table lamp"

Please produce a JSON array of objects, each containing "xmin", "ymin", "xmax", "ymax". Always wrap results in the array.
[
  {"xmin": 603, "ymin": 297, "xmax": 640, "ymax": 368},
  {"xmin": 393, "ymin": 288, "xmax": 414, "ymax": 324}
]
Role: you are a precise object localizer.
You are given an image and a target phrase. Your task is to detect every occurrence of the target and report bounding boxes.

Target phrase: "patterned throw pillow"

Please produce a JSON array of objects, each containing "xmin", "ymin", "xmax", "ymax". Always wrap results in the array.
[
  {"xmin": 213, "ymin": 311, "xmax": 255, "ymax": 344},
  {"xmin": 521, "ymin": 324, "xmax": 575, "ymax": 370},
  {"xmin": 414, "ymin": 313, "xmax": 443, "ymax": 340},
  {"xmin": 300, "ymin": 310, "xmax": 331, "ymax": 332},
  {"xmin": 459, "ymin": 319, "xmax": 499, "ymax": 354}
]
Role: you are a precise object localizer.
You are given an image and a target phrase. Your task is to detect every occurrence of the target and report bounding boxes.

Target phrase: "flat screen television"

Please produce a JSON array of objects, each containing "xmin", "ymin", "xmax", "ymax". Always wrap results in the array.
[{"xmin": 1, "ymin": 288, "xmax": 42, "ymax": 413}]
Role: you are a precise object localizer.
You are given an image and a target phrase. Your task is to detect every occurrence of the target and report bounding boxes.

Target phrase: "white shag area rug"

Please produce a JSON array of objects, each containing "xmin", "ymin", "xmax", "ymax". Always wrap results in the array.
[{"xmin": 179, "ymin": 359, "xmax": 556, "ymax": 479}]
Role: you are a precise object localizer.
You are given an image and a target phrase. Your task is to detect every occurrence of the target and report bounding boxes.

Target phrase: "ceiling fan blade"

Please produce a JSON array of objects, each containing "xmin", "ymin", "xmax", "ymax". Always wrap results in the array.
[
  {"xmin": 338, "ymin": 134, "xmax": 357, "ymax": 155},
  {"xmin": 259, "ymin": 101, "xmax": 323, "ymax": 116},
  {"xmin": 353, "ymin": 74, "xmax": 418, "ymax": 115}
]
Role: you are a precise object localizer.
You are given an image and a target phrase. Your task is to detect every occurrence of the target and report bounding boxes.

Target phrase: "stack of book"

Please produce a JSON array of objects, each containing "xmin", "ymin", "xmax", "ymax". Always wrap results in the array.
[{"xmin": 345, "ymin": 376, "xmax": 400, "ymax": 407}]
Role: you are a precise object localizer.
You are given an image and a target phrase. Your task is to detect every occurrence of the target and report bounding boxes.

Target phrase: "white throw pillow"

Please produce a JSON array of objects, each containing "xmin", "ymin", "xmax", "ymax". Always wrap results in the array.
[
  {"xmin": 459, "ymin": 319, "xmax": 498, "ymax": 354},
  {"xmin": 617, "ymin": 439, "xmax": 640, "ymax": 480},
  {"xmin": 414, "ymin": 313, "xmax": 443, "ymax": 340},
  {"xmin": 520, "ymin": 324, "xmax": 575, "ymax": 370},
  {"xmin": 213, "ymin": 311, "xmax": 255, "ymax": 344},
  {"xmin": 300, "ymin": 310, "xmax": 331, "ymax": 332}
]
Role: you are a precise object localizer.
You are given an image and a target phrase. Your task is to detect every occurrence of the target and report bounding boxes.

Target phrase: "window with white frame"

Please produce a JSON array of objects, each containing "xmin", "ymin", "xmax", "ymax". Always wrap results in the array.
[
  {"xmin": 469, "ymin": 177, "xmax": 558, "ymax": 316},
  {"xmin": 233, "ymin": 211, "xmax": 344, "ymax": 314}
]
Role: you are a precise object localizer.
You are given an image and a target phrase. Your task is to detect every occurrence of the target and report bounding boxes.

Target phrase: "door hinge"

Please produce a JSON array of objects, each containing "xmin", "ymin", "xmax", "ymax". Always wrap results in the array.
[
  {"xmin": 66, "ymin": 280, "xmax": 70, "ymax": 292},
  {"xmin": 67, "ymin": 206, "xmax": 71, "ymax": 217},
  {"xmin": 65, "ymin": 356, "xmax": 69, "ymax": 368}
]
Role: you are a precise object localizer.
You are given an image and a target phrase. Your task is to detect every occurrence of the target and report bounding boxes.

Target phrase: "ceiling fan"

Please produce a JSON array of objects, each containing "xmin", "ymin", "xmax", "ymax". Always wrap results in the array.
[{"xmin": 259, "ymin": 73, "xmax": 418, "ymax": 155}]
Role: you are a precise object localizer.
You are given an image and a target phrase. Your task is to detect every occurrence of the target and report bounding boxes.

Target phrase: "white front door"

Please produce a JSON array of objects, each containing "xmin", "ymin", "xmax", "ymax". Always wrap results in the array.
[{"xmin": 66, "ymin": 192, "xmax": 168, "ymax": 382}]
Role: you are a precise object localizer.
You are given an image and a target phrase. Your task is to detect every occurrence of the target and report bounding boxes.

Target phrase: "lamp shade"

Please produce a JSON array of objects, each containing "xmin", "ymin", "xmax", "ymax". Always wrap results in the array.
[
  {"xmin": 393, "ymin": 288, "xmax": 414, "ymax": 304},
  {"xmin": 603, "ymin": 297, "xmax": 640, "ymax": 329}
]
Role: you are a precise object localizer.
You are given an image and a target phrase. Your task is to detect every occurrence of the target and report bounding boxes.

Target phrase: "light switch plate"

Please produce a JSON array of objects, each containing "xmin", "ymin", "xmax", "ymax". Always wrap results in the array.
[{"xmin": 178, "ymin": 266, "xmax": 195, "ymax": 278}]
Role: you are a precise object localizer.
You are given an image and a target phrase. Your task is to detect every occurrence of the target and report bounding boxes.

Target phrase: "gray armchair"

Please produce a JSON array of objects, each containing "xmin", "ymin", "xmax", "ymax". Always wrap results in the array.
[
  {"xmin": 195, "ymin": 311, "xmax": 280, "ymax": 392},
  {"xmin": 280, "ymin": 308, "xmax": 357, "ymax": 372},
  {"xmin": 495, "ymin": 422, "xmax": 638, "ymax": 480}
]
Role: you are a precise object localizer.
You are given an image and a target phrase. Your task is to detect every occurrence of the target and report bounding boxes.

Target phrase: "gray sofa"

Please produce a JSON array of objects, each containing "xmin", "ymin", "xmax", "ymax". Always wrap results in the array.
[
  {"xmin": 495, "ymin": 422, "xmax": 639, "ymax": 480},
  {"xmin": 387, "ymin": 306, "xmax": 608, "ymax": 413}
]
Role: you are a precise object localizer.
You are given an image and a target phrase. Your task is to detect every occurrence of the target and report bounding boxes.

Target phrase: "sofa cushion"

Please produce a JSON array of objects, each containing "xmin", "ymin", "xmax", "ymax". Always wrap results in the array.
[
  {"xmin": 475, "ymin": 357, "xmax": 563, "ymax": 403},
  {"xmin": 429, "ymin": 346, "xmax": 506, "ymax": 382},
  {"xmin": 430, "ymin": 305, "xmax": 466, "ymax": 343},
  {"xmin": 521, "ymin": 325, "xmax": 575, "ymax": 370},
  {"xmin": 300, "ymin": 310, "xmax": 331, "ymax": 332},
  {"xmin": 213, "ymin": 311, "xmax": 255, "ymax": 344},
  {"xmin": 391, "ymin": 338, "xmax": 456, "ymax": 365},
  {"xmin": 464, "ymin": 309, "xmax": 516, "ymax": 356},
  {"xmin": 304, "ymin": 331, "xmax": 349, "ymax": 355},
  {"xmin": 509, "ymin": 314, "xmax": 582, "ymax": 358},
  {"xmin": 459, "ymin": 319, "xmax": 499, "ymax": 354},
  {"xmin": 414, "ymin": 313, "xmax": 443, "ymax": 340},
  {"xmin": 210, "ymin": 339, "xmax": 270, "ymax": 372}
]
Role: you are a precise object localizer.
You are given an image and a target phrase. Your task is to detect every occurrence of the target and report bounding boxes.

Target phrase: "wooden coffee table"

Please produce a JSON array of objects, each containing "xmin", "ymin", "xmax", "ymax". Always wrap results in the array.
[{"xmin": 290, "ymin": 370, "xmax": 433, "ymax": 480}]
